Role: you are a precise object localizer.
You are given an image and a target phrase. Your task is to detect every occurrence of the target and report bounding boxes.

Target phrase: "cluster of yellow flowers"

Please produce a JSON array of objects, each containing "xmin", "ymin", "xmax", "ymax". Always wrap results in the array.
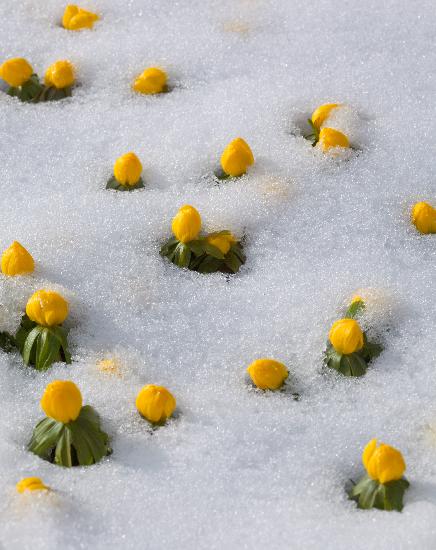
[{"xmin": 5, "ymin": 4, "xmax": 432, "ymax": 513}]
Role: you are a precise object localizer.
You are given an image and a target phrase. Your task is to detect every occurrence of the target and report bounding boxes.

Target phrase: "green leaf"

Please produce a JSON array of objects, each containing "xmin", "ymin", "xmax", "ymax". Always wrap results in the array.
[
  {"xmin": 345, "ymin": 299, "xmax": 365, "ymax": 319},
  {"xmin": 224, "ymin": 250, "xmax": 242, "ymax": 273},
  {"xmin": 22, "ymin": 326, "xmax": 43, "ymax": 365},
  {"xmin": 230, "ymin": 243, "xmax": 246, "ymax": 263},
  {"xmin": 186, "ymin": 240, "xmax": 205, "ymax": 256},
  {"xmin": 106, "ymin": 176, "xmax": 145, "ymax": 191},
  {"xmin": 174, "ymin": 243, "xmax": 191, "ymax": 268},
  {"xmin": 35, "ymin": 329, "xmax": 62, "ymax": 371},
  {"xmin": 28, "ymin": 418, "xmax": 64, "ymax": 459},
  {"xmin": 160, "ymin": 237, "xmax": 179, "ymax": 257},
  {"xmin": 55, "ymin": 426, "xmax": 73, "ymax": 467},
  {"xmin": 384, "ymin": 478, "xmax": 409, "ymax": 512},
  {"xmin": 341, "ymin": 353, "xmax": 368, "ymax": 377},
  {"xmin": 203, "ymin": 243, "xmax": 225, "ymax": 259},
  {"xmin": 350, "ymin": 474, "xmax": 409, "ymax": 512},
  {"xmin": 325, "ymin": 347, "xmax": 343, "ymax": 372},
  {"xmin": 196, "ymin": 256, "xmax": 222, "ymax": 274},
  {"xmin": 0, "ymin": 331, "xmax": 16, "ymax": 352}
]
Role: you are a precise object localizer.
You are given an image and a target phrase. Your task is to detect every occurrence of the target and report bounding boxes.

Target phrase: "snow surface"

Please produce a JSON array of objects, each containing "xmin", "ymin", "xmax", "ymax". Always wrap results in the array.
[{"xmin": 1, "ymin": 0, "xmax": 436, "ymax": 548}]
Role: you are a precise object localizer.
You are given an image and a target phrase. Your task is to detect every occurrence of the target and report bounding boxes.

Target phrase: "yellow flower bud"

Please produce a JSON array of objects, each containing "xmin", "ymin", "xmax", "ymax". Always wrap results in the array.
[
  {"xmin": 41, "ymin": 380, "xmax": 83, "ymax": 424},
  {"xmin": 318, "ymin": 127, "xmax": 349, "ymax": 152},
  {"xmin": 113, "ymin": 152, "xmax": 143, "ymax": 186},
  {"xmin": 350, "ymin": 295, "xmax": 363, "ymax": 305},
  {"xmin": 362, "ymin": 438, "xmax": 406, "ymax": 484},
  {"xmin": 220, "ymin": 138, "xmax": 254, "ymax": 177},
  {"xmin": 206, "ymin": 233, "xmax": 236, "ymax": 255},
  {"xmin": 247, "ymin": 358, "xmax": 289, "ymax": 390},
  {"xmin": 44, "ymin": 60, "xmax": 75, "ymax": 89},
  {"xmin": 311, "ymin": 103, "xmax": 340, "ymax": 130},
  {"xmin": 0, "ymin": 58, "xmax": 33, "ymax": 87},
  {"xmin": 133, "ymin": 67, "xmax": 167, "ymax": 95},
  {"xmin": 136, "ymin": 384, "xmax": 176, "ymax": 424},
  {"xmin": 411, "ymin": 201, "xmax": 436, "ymax": 234},
  {"xmin": 16, "ymin": 477, "xmax": 49, "ymax": 493},
  {"xmin": 329, "ymin": 318, "xmax": 364, "ymax": 355},
  {"xmin": 62, "ymin": 5, "xmax": 99, "ymax": 31},
  {"xmin": 1, "ymin": 241, "xmax": 34, "ymax": 276},
  {"xmin": 171, "ymin": 205, "xmax": 202, "ymax": 243},
  {"xmin": 26, "ymin": 290, "xmax": 69, "ymax": 327}
]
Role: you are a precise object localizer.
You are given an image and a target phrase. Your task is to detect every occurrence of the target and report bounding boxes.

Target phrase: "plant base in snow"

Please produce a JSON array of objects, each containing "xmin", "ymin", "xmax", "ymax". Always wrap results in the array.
[
  {"xmin": 160, "ymin": 231, "xmax": 245, "ymax": 274},
  {"xmin": 7, "ymin": 75, "xmax": 72, "ymax": 103},
  {"xmin": 324, "ymin": 298, "xmax": 382, "ymax": 377},
  {"xmin": 28, "ymin": 405, "xmax": 111, "ymax": 467},
  {"xmin": 349, "ymin": 474, "xmax": 409, "ymax": 511},
  {"xmin": 15, "ymin": 314, "xmax": 71, "ymax": 371},
  {"xmin": 106, "ymin": 176, "xmax": 145, "ymax": 191}
]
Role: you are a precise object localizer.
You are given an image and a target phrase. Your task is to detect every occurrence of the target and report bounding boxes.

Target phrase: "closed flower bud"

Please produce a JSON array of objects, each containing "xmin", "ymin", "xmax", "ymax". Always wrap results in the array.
[
  {"xmin": 311, "ymin": 103, "xmax": 340, "ymax": 130},
  {"xmin": 136, "ymin": 384, "xmax": 176, "ymax": 424},
  {"xmin": 220, "ymin": 138, "xmax": 254, "ymax": 177},
  {"xmin": 45, "ymin": 60, "xmax": 75, "ymax": 89},
  {"xmin": 362, "ymin": 438, "xmax": 406, "ymax": 484},
  {"xmin": 329, "ymin": 318, "xmax": 364, "ymax": 355},
  {"xmin": 16, "ymin": 477, "xmax": 49, "ymax": 493},
  {"xmin": 247, "ymin": 358, "xmax": 289, "ymax": 390},
  {"xmin": 41, "ymin": 380, "xmax": 83, "ymax": 424},
  {"xmin": 26, "ymin": 290, "xmax": 69, "ymax": 327},
  {"xmin": 171, "ymin": 205, "xmax": 202, "ymax": 243},
  {"xmin": 351, "ymin": 295, "xmax": 363, "ymax": 305},
  {"xmin": 133, "ymin": 67, "xmax": 167, "ymax": 95},
  {"xmin": 0, "ymin": 58, "xmax": 33, "ymax": 87},
  {"xmin": 318, "ymin": 127, "xmax": 349, "ymax": 152},
  {"xmin": 411, "ymin": 201, "xmax": 436, "ymax": 234},
  {"xmin": 206, "ymin": 233, "xmax": 236, "ymax": 255},
  {"xmin": 1, "ymin": 241, "xmax": 34, "ymax": 276},
  {"xmin": 113, "ymin": 152, "xmax": 142, "ymax": 186},
  {"xmin": 62, "ymin": 5, "xmax": 99, "ymax": 31}
]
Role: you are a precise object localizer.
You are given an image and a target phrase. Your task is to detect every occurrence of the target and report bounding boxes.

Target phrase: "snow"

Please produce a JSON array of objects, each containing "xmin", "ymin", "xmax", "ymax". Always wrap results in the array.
[{"xmin": 1, "ymin": 0, "xmax": 436, "ymax": 548}]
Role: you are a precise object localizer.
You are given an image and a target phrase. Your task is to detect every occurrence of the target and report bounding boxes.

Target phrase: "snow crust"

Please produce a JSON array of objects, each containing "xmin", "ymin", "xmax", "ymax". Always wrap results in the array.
[{"xmin": 1, "ymin": 1, "xmax": 436, "ymax": 548}]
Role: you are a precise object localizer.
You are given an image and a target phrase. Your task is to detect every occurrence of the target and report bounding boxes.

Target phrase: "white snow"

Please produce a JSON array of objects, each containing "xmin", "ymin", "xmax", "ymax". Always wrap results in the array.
[{"xmin": 1, "ymin": 0, "xmax": 436, "ymax": 548}]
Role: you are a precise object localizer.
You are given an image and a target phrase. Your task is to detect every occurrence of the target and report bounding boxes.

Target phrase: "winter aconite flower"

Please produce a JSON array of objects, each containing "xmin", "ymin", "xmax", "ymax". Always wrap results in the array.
[
  {"xmin": 133, "ymin": 67, "xmax": 167, "ymax": 95},
  {"xmin": 41, "ymin": 380, "xmax": 83, "ymax": 424},
  {"xmin": 247, "ymin": 358, "xmax": 288, "ymax": 390},
  {"xmin": 311, "ymin": 103, "xmax": 340, "ymax": 130},
  {"xmin": 1, "ymin": 241, "xmax": 34, "ymax": 276},
  {"xmin": 220, "ymin": 138, "xmax": 254, "ymax": 177},
  {"xmin": 26, "ymin": 290, "xmax": 68, "ymax": 327},
  {"xmin": 16, "ymin": 477, "xmax": 49, "ymax": 493},
  {"xmin": 411, "ymin": 201, "xmax": 436, "ymax": 234},
  {"xmin": 113, "ymin": 152, "xmax": 143, "ymax": 187},
  {"xmin": 318, "ymin": 128, "xmax": 349, "ymax": 152},
  {"xmin": 45, "ymin": 60, "xmax": 75, "ymax": 89},
  {"xmin": 329, "ymin": 318, "xmax": 364, "ymax": 355},
  {"xmin": 206, "ymin": 232, "xmax": 236, "ymax": 255},
  {"xmin": 362, "ymin": 439, "xmax": 406, "ymax": 484},
  {"xmin": 136, "ymin": 385, "xmax": 176, "ymax": 424},
  {"xmin": 0, "ymin": 58, "xmax": 33, "ymax": 87},
  {"xmin": 172, "ymin": 205, "xmax": 202, "ymax": 243},
  {"xmin": 29, "ymin": 381, "xmax": 110, "ymax": 467},
  {"xmin": 62, "ymin": 5, "xmax": 99, "ymax": 31},
  {"xmin": 349, "ymin": 439, "xmax": 409, "ymax": 511}
]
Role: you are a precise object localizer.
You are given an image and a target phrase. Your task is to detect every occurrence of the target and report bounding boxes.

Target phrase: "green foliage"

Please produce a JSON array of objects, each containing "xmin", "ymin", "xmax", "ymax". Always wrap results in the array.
[
  {"xmin": 305, "ymin": 118, "xmax": 320, "ymax": 146},
  {"xmin": 160, "ymin": 232, "xmax": 246, "ymax": 274},
  {"xmin": 28, "ymin": 405, "xmax": 111, "ymax": 467},
  {"xmin": 6, "ymin": 75, "xmax": 73, "ymax": 103},
  {"xmin": 349, "ymin": 474, "xmax": 409, "ymax": 511},
  {"xmin": 345, "ymin": 299, "xmax": 365, "ymax": 319},
  {"xmin": 324, "ymin": 334, "xmax": 382, "ymax": 377},
  {"xmin": 15, "ymin": 314, "xmax": 71, "ymax": 371},
  {"xmin": 106, "ymin": 176, "xmax": 145, "ymax": 191}
]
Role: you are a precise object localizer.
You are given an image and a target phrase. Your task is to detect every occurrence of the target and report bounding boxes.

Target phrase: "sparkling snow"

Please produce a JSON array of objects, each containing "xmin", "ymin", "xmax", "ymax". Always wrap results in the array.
[{"xmin": 0, "ymin": 0, "xmax": 436, "ymax": 548}]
